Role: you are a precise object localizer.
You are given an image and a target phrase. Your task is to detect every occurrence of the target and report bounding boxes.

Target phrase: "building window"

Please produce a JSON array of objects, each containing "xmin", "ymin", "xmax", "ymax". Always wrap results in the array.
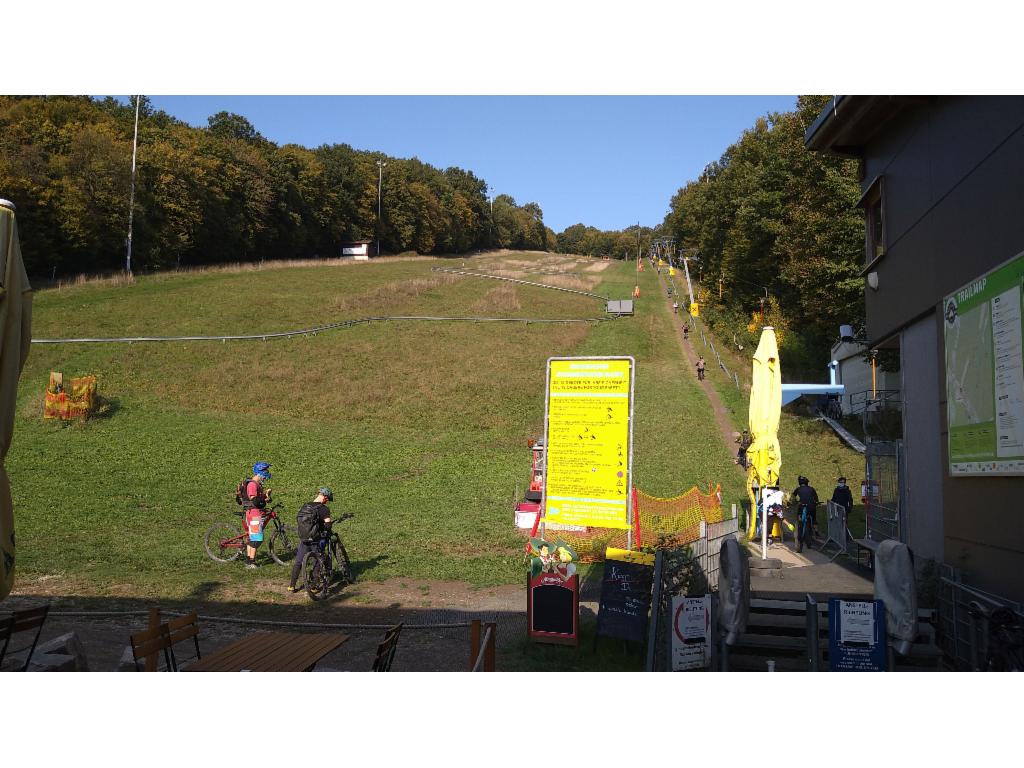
[{"xmin": 857, "ymin": 176, "xmax": 886, "ymax": 265}]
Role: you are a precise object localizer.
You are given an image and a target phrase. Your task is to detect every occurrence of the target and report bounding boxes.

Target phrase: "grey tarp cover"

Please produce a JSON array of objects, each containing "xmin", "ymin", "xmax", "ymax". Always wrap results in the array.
[
  {"xmin": 717, "ymin": 537, "xmax": 749, "ymax": 644},
  {"xmin": 0, "ymin": 203, "xmax": 33, "ymax": 602},
  {"xmin": 874, "ymin": 539, "xmax": 918, "ymax": 654}
]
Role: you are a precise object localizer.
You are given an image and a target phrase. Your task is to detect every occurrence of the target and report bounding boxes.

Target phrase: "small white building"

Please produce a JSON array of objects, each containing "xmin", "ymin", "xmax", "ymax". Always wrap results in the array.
[
  {"xmin": 341, "ymin": 240, "xmax": 372, "ymax": 260},
  {"xmin": 830, "ymin": 339, "xmax": 900, "ymax": 414}
]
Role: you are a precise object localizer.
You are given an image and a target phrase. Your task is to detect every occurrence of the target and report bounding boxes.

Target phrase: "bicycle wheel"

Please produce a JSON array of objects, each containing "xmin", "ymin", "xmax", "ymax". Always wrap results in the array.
[
  {"xmin": 795, "ymin": 514, "xmax": 805, "ymax": 553},
  {"xmin": 268, "ymin": 523, "xmax": 296, "ymax": 566},
  {"xmin": 303, "ymin": 552, "xmax": 329, "ymax": 601},
  {"xmin": 331, "ymin": 538, "xmax": 354, "ymax": 584},
  {"xmin": 204, "ymin": 520, "xmax": 245, "ymax": 563}
]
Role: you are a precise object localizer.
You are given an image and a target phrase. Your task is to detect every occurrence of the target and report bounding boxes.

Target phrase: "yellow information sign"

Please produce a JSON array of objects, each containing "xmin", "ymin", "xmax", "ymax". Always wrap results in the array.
[
  {"xmin": 689, "ymin": 303, "xmax": 699, "ymax": 317},
  {"xmin": 544, "ymin": 357, "xmax": 634, "ymax": 529},
  {"xmin": 668, "ymin": 267, "xmax": 675, "ymax": 277}
]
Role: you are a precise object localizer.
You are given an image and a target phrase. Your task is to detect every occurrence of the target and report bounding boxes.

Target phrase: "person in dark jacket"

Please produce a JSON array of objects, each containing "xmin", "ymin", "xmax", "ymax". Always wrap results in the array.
[
  {"xmin": 790, "ymin": 475, "xmax": 820, "ymax": 534},
  {"xmin": 830, "ymin": 476, "xmax": 854, "ymax": 518},
  {"xmin": 287, "ymin": 488, "xmax": 333, "ymax": 593}
]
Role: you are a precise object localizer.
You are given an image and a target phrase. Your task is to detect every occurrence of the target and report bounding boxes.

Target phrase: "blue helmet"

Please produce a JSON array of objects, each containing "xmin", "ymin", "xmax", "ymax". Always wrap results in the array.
[{"xmin": 253, "ymin": 462, "xmax": 271, "ymax": 479}]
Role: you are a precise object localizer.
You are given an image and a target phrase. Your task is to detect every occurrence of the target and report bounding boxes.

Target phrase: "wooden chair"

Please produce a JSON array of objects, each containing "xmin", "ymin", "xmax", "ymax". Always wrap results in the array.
[
  {"xmin": 166, "ymin": 611, "xmax": 202, "ymax": 671},
  {"xmin": 372, "ymin": 623, "xmax": 403, "ymax": 672},
  {"xmin": 0, "ymin": 605, "xmax": 51, "ymax": 672},
  {"xmin": 129, "ymin": 623, "xmax": 174, "ymax": 672}
]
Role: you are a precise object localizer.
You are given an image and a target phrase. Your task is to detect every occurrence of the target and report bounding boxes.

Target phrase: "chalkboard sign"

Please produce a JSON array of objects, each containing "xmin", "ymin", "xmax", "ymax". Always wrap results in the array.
[
  {"xmin": 595, "ymin": 548, "xmax": 655, "ymax": 644},
  {"xmin": 528, "ymin": 573, "xmax": 579, "ymax": 646}
]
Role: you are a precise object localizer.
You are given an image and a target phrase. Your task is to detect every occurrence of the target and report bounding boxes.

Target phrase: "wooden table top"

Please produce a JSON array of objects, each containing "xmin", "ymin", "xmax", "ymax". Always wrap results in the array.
[{"xmin": 183, "ymin": 631, "xmax": 350, "ymax": 672}]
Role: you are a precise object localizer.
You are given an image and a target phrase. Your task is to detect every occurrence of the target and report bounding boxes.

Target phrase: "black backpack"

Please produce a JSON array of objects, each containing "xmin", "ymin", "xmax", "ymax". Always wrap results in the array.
[
  {"xmin": 235, "ymin": 477, "xmax": 265, "ymax": 508},
  {"xmin": 297, "ymin": 502, "xmax": 324, "ymax": 542}
]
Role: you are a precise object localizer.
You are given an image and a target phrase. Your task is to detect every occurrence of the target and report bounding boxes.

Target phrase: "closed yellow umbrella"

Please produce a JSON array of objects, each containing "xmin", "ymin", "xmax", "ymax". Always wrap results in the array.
[
  {"xmin": 745, "ymin": 327, "xmax": 782, "ymax": 548},
  {"xmin": 0, "ymin": 200, "xmax": 33, "ymax": 602}
]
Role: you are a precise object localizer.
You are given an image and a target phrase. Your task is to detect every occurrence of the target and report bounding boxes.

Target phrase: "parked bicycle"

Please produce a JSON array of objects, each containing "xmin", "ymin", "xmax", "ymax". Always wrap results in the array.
[
  {"xmin": 204, "ymin": 502, "xmax": 296, "ymax": 565},
  {"xmin": 302, "ymin": 513, "xmax": 355, "ymax": 601},
  {"xmin": 968, "ymin": 601, "xmax": 1024, "ymax": 671}
]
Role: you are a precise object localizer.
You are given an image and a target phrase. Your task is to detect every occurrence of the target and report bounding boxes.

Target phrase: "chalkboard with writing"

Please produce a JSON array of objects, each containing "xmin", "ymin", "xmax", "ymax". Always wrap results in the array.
[{"xmin": 595, "ymin": 550, "xmax": 655, "ymax": 644}]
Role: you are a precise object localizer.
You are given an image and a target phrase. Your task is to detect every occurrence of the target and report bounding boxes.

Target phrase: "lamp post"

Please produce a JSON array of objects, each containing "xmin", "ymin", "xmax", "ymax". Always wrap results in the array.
[
  {"xmin": 126, "ymin": 95, "xmax": 141, "ymax": 274},
  {"xmin": 376, "ymin": 159, "xmax": 387, "ymax": 257}
]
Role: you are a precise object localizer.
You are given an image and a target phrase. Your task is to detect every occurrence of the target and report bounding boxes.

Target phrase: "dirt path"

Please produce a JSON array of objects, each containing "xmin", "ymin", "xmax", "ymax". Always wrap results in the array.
[{"xmin": 656, "ymin": 269, "xmax": 745, "ymax": 470}]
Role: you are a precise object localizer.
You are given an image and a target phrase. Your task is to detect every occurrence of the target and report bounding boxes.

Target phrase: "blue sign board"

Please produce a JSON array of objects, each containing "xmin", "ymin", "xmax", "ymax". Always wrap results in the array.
[{"xmin": 828, "ymin": 599, "xmax": 888, "ymax": 672}]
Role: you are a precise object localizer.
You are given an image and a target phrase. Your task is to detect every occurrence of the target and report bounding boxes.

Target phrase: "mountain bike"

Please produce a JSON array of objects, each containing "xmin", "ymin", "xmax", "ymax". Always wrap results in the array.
[
  {"xmin": 303, "ymin": 513, "xmax": 354, "ymax": 601},
  {"xmin": 968, "ymin": 601, "xmax": 1024, "ymax": 671},
  {"xmin": 204, "ymin": 502, "xmax": 296, "ymax": 565},
  {"xmin": 794, "ymin": 502, "xmax": 819, "ymax": 553}
]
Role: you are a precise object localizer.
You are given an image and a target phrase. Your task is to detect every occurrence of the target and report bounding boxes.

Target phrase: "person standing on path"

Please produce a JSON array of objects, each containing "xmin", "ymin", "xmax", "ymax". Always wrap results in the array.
[
  {"xmin": 696, "ymin": 356, "xmax": 706, "ymax": 381},
  {"xmin": 683, "ymin": 322, "xmax": 689, "ymax": 340},
  {"xmin": 673, "ymin": 300, "xmax": 679, "ymax": 314}
]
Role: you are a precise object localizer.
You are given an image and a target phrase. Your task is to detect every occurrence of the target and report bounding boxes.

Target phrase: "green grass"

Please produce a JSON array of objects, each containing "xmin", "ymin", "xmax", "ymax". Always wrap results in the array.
[
  {"xmin": 688, "ymin": 314, "xmax": 868, "ymax": 537},
  {"xmin": 10, "ymin": 252, "xmax": 743, "ymax": 602}
]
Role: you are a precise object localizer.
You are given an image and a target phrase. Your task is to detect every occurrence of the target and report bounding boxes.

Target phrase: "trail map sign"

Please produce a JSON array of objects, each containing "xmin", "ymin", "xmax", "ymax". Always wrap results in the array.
[
  {"xmin": 543, "ymin": 357, "xmax": 635, "ymax": 529},
  {"xmin": 943, "ymin": 250, "xmax": 1024, "ymax": 475}
]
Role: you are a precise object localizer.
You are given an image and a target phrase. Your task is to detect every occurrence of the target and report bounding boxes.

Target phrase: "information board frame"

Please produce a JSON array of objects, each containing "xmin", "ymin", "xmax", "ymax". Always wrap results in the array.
[
  {"xmin": 540, "ymin": 356, "xmax": 636, "ymax": 534},
  {"xmin": 942, "ymin": 249, "xmax": 1024, "ymax": 476},
  {"xmin": 828, "ymin": 598, "xmax": 888, "ymax": 672}
]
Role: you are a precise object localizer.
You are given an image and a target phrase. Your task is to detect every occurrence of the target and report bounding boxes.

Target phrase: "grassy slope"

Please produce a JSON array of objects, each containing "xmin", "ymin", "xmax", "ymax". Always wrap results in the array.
[
  {"xmin": 689, "ymin": 314, "xmax": 867, "ymax": 536},
  {"xmin": 11, "ymin": 253, "xmax": 740, "ymax": 601}
]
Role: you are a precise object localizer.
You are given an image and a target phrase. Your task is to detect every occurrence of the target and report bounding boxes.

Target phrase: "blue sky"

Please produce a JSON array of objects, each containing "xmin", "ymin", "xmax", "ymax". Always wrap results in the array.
[{"xmin": 132, "ymin": 96, "xmax": 797, "ymax": 233}]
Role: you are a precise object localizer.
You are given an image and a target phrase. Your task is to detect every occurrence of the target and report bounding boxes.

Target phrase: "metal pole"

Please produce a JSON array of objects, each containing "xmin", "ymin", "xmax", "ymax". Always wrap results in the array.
[
  {"xmin": 376, "ymin": 159, "xmax": 387, "ymax": 257},
  {"xmin": 126, "ymin": 95, "xmax": 141, "ymax": 274},
  {"xmin": 761, "ymin": 485, "xmax": 767, "ymax": 560}
]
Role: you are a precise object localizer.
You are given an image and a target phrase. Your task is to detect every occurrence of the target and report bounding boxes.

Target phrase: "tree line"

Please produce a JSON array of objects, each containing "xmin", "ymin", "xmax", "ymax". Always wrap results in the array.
[
  {"xmin": 0, "ymin": 96, "xmax": 556, "ymax": 277},
  {"xmin": 661, "ymin": 95, "xmax": 865, "ymax": 377}
]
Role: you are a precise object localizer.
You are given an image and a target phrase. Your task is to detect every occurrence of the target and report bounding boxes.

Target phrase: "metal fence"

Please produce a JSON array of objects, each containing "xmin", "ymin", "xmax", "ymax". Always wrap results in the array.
[
  {"xmin": 864, "ymin": 439, "xmax": 903, "ymax": 542},
  {"xmin": 646, "ymin": 514, "xmax": 740, "ymax": 671},
  {"xmin": 937, "ymin": 564, "xmax": 1024, "ymax": 670},
  {"xmin": 819, "ymin": 501, "xmax": 850, "ymax": 561}
]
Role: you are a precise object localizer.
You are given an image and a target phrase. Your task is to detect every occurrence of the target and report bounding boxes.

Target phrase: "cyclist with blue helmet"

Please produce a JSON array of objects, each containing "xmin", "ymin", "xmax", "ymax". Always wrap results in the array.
[{"xmin": 242, "ymin": 462, "xmax": 273, "ymax": 569}]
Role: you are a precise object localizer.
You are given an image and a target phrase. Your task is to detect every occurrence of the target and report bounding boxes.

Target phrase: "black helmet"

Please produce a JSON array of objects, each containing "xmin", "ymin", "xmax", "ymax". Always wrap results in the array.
[{"xmin": 798, "ymin": 475, "xmax": 809, "ymax": 486}]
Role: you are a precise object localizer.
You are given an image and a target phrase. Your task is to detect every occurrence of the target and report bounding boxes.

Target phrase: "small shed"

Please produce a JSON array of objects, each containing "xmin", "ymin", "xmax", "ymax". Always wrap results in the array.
[{"xmin": 340, "ymin": 240, "xmax": 372, "ymax": 260}]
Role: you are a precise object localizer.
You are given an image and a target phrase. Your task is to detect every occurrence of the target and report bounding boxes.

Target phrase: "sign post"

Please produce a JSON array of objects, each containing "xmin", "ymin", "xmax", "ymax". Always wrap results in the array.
[{"xmin": 542, "ymin": 357, "xmax": 635, "ymax": 540}]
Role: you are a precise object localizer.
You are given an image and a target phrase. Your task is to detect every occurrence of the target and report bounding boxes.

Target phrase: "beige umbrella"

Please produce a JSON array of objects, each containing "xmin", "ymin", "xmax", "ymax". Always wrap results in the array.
[
  {"xmin": 0, "ymin": 200, "xmax": 33, "ymax": 602},
  {"xmin": 745, "ymin": 327, "xmax": 782, "ymax": 555}
]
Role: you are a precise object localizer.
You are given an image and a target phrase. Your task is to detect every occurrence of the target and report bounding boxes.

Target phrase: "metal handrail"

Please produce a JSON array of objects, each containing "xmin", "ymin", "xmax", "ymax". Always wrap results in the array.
[{"xmin": 31, "ymin": 313, "xmax": 618, "ymax": 345}]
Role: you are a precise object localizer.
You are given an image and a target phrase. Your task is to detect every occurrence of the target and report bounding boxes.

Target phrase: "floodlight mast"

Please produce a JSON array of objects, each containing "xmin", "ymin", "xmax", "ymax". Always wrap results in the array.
[
  {"xmin": 376, "ymin": 159, "xmax": 387, "ymax": 257},
  {"xmin": 126, "ymin": 95, "xmax": 141, "ymax": 274}
]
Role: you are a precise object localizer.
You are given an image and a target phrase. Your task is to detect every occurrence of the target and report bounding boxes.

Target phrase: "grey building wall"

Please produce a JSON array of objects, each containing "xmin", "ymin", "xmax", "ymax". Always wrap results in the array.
[
  {"xmin": 860, "ymin": 96, "xmax": 1024, "ymax": 601},
  {"xmin": 862, "ymin": 97, "xmax": 1024, "ymax": 343},
  {"xmin": 899, "ymin": 314, "xmax": 945, "ymax": 563}
]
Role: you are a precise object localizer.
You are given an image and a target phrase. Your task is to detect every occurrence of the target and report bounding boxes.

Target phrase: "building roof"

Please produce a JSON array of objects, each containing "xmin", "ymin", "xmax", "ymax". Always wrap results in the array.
[{"xmin": 804, "ymin": 96, "xmax": 926, "ymax": 157}]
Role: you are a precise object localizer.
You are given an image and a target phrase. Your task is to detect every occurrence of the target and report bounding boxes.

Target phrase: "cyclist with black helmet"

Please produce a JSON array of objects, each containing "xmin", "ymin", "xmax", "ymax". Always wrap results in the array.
[
  {"xmin": 791, "ymin": 475, "xmax": 820, "ymax": 543},
  {"xmin": 242, "ymin": 462, "xmax": 273, "ymax": 569},
  {"xmin": 287, "ymin": 487, "xmax": 334, "ymax": 593}
]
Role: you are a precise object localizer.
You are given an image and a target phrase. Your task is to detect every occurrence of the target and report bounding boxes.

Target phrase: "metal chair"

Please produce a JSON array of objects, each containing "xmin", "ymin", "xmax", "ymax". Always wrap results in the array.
[
  {"xmin": 0, "ymin": 605, "xmax": 51, "ymax": 671},
  {"xmin": 372, "ymin": 624, "xmax": 403, "ymax": 672}
]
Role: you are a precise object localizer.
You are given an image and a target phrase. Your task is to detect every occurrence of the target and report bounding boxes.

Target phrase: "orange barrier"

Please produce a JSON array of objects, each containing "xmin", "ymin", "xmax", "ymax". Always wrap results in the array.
[{"xmin": 523, "ymin": 483, "xmax": 723, "ymax": 563}]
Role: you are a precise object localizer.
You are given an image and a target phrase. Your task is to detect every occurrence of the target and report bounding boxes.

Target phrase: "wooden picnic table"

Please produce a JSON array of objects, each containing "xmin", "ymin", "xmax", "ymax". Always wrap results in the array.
[{"xmin": 183, "ymin": 631, "xmax": 349, "ymax": 672}]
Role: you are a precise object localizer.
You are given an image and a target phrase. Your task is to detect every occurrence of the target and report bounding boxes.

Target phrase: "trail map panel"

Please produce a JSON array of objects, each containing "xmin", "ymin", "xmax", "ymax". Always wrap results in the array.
[
  {"xmin": 943, "ymin": 251, "xmax": 1024, "ymax": 476},
  {"xmin": 544, "ymin": 357, "xmax": 634, "ymax": 529}
]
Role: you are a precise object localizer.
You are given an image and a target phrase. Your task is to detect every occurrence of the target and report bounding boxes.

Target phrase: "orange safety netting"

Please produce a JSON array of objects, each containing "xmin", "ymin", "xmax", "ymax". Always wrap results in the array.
[
  {"xmin": 43, "ymin": 372, "xmax": 97, "ymax": 420},
  {"xmin": 526, "ymin": 483, "xmax": 723, "ymax": 563}
]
